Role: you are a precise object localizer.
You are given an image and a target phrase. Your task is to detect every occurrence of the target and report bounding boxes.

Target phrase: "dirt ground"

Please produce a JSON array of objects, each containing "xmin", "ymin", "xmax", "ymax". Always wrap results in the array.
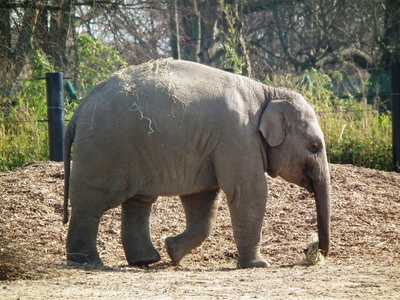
[{"xmin": 0, "ymin": 162, "xmax": 399, "ymax": 299}]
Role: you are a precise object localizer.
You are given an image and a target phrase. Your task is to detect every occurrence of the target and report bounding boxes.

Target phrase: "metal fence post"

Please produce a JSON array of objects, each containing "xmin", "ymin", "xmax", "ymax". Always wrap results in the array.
[
  {"xmin": 46, "ymin": 72, "xmax": 65, "ymax": 162},
  {"xmin": 391, "ymin": 62, "xmax": 400, "ymax": 172}
]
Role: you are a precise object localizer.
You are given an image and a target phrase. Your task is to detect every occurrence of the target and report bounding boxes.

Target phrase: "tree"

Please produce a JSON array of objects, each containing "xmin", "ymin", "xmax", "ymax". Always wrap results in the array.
[
  {"xmin": 243, "ymin": 0, "xmax": 400, "ymax": 76},
  {"xmin": 1, "ymin": 0, "xmax": 400, "ymax": 100},
  {"xmin": 378, "ymin": 0, "xmax": 400, "ymax": 69},
  {"xmin": 0, "ymin": 0, "xmax": 73, "ymax": 98},
  {"xmin": 168, "ymin": 0, "xmax": 221, "ymax": 64}
]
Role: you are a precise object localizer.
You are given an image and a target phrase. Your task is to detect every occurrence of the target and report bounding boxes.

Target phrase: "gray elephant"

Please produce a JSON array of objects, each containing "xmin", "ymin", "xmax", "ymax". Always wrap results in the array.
[{"xmin": 63, "ymin": 59, "xmax": 331, "ymax": 268}]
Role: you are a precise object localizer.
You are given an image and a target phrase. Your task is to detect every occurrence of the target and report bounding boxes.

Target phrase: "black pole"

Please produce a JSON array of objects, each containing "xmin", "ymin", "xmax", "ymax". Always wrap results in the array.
[
  {"xmin": 46, "ymin": 72, "xmax": 65, "ymax": 162},
  {"xmin": 391, "ymin": 62, "xmax": 400, "ymax": 172}
]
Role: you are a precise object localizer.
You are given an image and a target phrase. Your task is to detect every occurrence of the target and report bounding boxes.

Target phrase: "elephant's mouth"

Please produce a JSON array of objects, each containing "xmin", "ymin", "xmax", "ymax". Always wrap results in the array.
[
  {"xmin": 302, "ymin": 177, "xmax": 314, "ymax": 193},
  {"xmin": 300, "ymin": 169, "xmax": 315, "ymax": 193},
  {"xmin": 277, "ymin": 168, "xmax": 315, "ymax": 193}
]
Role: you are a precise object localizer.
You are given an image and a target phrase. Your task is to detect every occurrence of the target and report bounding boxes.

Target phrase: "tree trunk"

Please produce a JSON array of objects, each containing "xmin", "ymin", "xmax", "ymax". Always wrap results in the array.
[
  {"xmin": 11, "ymin": 1, "xmax": 39, "ymax": 89},
  {"xmin": 380, "ymin": 0, "xmax": 400, "ymax": 65},
  {"xmin": 169, "ymin": 0, "xmax": 181, "ymax": 60},
  {"xmin": 0, "ymin": 0, "xmax": 11, "ymax": 61},
  {"xmin": 46, "ymin": 0, "xmax": 73, "ymax": 71},
  {"xmin": 0, "ymin": 0, "xmax": 12, "ymax": 97}
]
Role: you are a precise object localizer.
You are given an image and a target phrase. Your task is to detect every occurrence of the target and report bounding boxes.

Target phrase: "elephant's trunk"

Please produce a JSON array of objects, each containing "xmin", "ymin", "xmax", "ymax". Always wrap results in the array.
[{"xmin": 312, "ymin": 166, "xmax": 331, "ymax": 256}]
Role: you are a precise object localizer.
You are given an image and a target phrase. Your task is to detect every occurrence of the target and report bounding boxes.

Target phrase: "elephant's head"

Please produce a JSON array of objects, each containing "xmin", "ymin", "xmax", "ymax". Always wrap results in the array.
[{"xmin": 258, "ymin": 95, "xmax": 331, "ymax": 256}]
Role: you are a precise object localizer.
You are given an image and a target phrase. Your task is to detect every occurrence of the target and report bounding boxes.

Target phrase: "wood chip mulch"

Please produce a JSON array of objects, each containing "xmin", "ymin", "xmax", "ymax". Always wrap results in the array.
[{"xmin": 1, "ymin": 162, "xmax": 399, "ymax": 280}]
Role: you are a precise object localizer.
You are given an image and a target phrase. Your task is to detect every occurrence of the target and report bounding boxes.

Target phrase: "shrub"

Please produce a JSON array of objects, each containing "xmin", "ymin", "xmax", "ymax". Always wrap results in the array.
[
  {"xmin": 0, "ymin": 36, "xmax": 126, "ymax": 171},
  {"xmin": 0, "ymin": 50, "xmax": 52, "ymax": 171},
  {"xmin": 76, "ymin": 35, "xmax": 127, "ymax": 94}
]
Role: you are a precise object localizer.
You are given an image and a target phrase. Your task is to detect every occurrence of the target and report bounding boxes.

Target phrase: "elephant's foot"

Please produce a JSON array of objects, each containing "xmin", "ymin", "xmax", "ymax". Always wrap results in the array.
[
  {"xmin": 121, "ymin": 196, "xmax": 161, "ymax": 266},
  {"xmin": 166, "ymin": 189, "xmax": 220, "ymax": 266},
  {"xmin": 66, "ymin": 208, "xmax": 103, "ymax": 266},
  {"xmin": 67, "ymin": 251, "xmax": 103, "ymax": 266},
  {"xmin": 126, "ymin": 247, "xmax": 161, "ymax": 266},
  {"xmin": 237, "ymin": 256, "xmax": 270, "ymax": 269},
  {"xmin": 165, "ymin": 236, "xmax": 190, "ymax": 265}
]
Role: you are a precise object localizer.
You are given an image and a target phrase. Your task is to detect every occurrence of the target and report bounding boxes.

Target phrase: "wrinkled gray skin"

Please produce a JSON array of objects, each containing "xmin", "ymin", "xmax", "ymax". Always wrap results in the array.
[{"xmin": 64, "ymin": 59, "xmax": 331, "ymax": 268}]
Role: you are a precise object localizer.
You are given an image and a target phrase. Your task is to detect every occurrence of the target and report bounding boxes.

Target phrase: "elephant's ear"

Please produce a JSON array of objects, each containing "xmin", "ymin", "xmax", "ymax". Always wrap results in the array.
[{"xmin": 258, "ymin": 100, "xmax": 287, "ymax": 147}]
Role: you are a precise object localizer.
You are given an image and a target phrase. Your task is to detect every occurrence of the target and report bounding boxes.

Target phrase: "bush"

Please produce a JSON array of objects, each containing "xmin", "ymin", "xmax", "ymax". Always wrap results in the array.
[
  {"xmin": 0, "ymin": 50, "xmax": 52, "ymax": 171},
  {"xmin": 76, "ymin": 35, "xmax": 127, "ymax": 94},
  {"xmin": 0, "ymin": 36, "xmax": 126, "ymax": 171}
]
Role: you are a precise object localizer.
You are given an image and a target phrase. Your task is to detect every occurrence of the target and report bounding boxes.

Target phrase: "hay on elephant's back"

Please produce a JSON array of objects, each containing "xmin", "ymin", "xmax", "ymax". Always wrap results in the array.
[{"xmin": 117, "ymin": 58, "xmax": 188, "ymax": 107}]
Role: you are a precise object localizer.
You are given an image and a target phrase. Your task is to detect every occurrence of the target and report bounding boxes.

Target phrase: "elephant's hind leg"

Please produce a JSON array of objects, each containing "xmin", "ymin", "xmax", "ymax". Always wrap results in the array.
[
  {"xmin": 121, "ymin": 195, "xmax": 161, "ymax": 266},
  {"xmin": 66, "ymin": 207, "xmax": 103, "ymax": 265},
  {"xmin": 165, "ymin": 188, "xmax": 220, "ymax": 265}
]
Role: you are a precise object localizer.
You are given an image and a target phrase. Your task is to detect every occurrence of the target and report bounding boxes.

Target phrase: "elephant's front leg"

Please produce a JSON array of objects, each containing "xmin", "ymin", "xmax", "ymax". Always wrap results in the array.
[
  {"xmin": 165, "ymin": 188, "xmax": 220, "ymax": 265},
  {"xmin": 121, "ymin": 196, "xmax": 161, "ymax": 266},
  {"xmin": 227, "ymin": 180, "xmax": 269, "ymax": 268}
]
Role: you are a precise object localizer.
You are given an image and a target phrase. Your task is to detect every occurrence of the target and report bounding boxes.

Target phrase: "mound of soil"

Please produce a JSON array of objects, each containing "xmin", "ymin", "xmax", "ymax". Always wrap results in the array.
[{"xmin": 0, "ymin": 162, "xmax": 399, "ymax": 298}]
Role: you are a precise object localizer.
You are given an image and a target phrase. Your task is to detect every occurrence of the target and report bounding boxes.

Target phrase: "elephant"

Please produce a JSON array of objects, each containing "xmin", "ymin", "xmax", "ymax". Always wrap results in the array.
[{"xmin": 63, "ymin": 59, "xmax": 331, "ymax": 269}]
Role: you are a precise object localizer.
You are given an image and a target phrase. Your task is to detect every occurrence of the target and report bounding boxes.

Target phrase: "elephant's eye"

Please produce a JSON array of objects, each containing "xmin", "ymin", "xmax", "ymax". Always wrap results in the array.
[{"xmin": 308, "ymin": 141, "xmax": 320, "ymax": 154}]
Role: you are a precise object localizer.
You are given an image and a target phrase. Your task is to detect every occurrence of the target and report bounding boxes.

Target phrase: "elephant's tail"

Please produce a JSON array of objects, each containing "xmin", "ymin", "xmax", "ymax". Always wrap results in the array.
[{"xmin": 63, "ymin": 118, "xmax": 75, "ymax": 224}]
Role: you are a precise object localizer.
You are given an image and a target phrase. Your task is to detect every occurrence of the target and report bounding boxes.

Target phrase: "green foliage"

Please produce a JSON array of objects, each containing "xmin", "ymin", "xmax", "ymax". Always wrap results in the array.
[
  {"xmin": 0, "ymin": 37, "xmax": 126, "ymax": 171},
  {"xmin": 0, "ymin": 50, "xmax": 52, "ymax": 171},
  {"xmin": 77, "ymin": 35, "xmax": 127, "ymax": 93},
  {"xmin": 223, "ymin": 43, "xmax": 245, "ymax": 74},
  {"xmin": 65, "ymin": 35, "xmax": 127, "ymax": 120},
  {"xmin": 221, "ymin": 3, "xmax": 245, "ymax": 74},
  {"xmin": 266, "ymin": 70, "xmax": 393, "ymax": 171}
]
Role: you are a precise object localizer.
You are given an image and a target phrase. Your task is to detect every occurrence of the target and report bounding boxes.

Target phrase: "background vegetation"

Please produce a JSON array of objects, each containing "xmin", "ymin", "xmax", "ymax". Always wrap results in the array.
[
  {"xmin": 0, "ymin": 35, "xmax": 126, "ymax": 171},
  {"xmin": 0, "ymin": 0, "xmax": 398, "ymax": 171},
  {"xmin": 266, "ymin": 71, "xmax": 392, "ymax": 170}
]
